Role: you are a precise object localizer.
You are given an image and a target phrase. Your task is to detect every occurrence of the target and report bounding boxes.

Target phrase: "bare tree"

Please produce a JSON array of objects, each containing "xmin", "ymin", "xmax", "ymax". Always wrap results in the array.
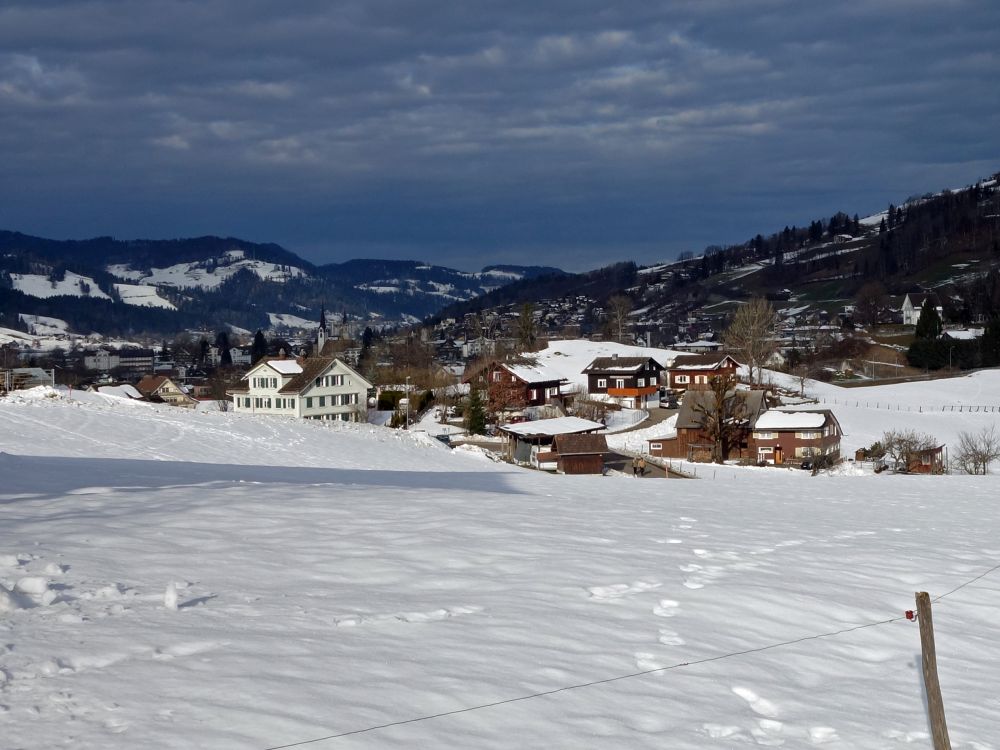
[
  {"xmin": 516, "ymin": 303, "xmax": 538, "ymax": 352},
  {"xmin": 607, "ymin": 295, "xmax": 633, "ymax": 343},
  {"xmin": 723, "ymin": 297, "xmax": 778, "ymax": 385},
  {"xmin": 853, "ymin": 281, "xmax": 889, "ymax": 326},
  {"xmin": 691, "ymin": 374, "xmax": 750, "ymax": 463},
  {"xmin": 881, "ymin": 429, "xmax": 937, "ymax": 472},
  {"xmin": 953, "ymin": 426, "xmax": 1000, "ymax": 475}
]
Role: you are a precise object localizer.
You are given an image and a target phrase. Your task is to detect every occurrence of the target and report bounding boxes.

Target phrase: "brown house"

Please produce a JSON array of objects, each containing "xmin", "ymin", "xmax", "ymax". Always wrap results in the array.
[
  {"xmin": 552, "ymin": 433, "xmax": 609, "ymax": 475},
  {"xmin": 499, "ymin": 416, "xmax": 605, "ymax": 469},
  {"xmin": 666, "ymin": 354, "xmax": 742, "ymax": 391},
  {"xmin": 647, "ymin": 388, "xmax": 767, "ymax": 461},
  {"xmin": 751, "ymin": 409, "xmax": 842, "ymax": 465},
  {"xmin": 582, "ymin": 355, "xmax": 664, "ymax": 408},
  {"xmin": 464, "ymin": 360, "xmax": 564, "ymax": 414},
  {"xmin": 136, "ymin": 375, "xmax": 198, "ymax": 408}
]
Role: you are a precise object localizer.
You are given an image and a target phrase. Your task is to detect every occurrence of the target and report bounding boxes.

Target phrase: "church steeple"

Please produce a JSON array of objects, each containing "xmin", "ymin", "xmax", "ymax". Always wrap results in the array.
[{"xmin": 317, "ymin": 306, "xmax": 328, "ymax": 353}]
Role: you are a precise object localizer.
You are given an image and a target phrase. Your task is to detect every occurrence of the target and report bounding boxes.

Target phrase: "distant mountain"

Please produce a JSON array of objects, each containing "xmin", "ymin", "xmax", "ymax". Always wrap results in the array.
[
  {"xmin": 0, "ymin": 232, "xmax": 563, "ymax": 337},
  {"xmin": 435, "ymin": 173, "xmax": 1000, "ymax": 342}
]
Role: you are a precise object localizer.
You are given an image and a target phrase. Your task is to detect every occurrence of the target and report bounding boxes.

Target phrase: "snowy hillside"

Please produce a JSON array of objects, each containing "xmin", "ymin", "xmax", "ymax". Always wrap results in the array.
[
  {"xmin": 112, "ymin": 283, "xmax": 177, "ymax": 310},
  {"xmin": 107, "ymin": 250, "xmax": 307, "ymax": 290},
  {"xmin": 11, "ymin": 272, "xmax": 111, "ymax": 300},
  {"xmin": 2, "ymin": 387, "xmax": 1000, "ymax": 749}
]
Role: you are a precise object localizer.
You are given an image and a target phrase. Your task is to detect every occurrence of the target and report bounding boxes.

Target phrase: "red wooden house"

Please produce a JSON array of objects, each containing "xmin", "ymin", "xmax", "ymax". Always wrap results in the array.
[
  {"xmin": 464, "ymin": 360, "xmax": 565, "ymax": 414},
  {"xmin": 751, "ymin": 409, "xmax": 842, "ymax": 465},
  {"xmin": 646, "ymin": 389, "xmax": 767, "ymax": 461},
  {"xmin": 666, "ymin": 353, "xmax": 742, "ymax": 391}
]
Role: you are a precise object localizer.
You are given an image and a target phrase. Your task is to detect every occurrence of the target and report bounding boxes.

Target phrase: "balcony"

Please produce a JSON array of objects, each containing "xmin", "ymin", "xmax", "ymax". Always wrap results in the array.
[{"xmin": 606, "ymin": 385, "xmax": 658, "ymax": 398}]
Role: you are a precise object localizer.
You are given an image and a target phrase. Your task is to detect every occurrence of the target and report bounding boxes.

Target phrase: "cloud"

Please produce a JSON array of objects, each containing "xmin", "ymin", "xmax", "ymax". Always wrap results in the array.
[{"xmin": 0, "ymin": 1, "xmax": 997, "ymax": 270}]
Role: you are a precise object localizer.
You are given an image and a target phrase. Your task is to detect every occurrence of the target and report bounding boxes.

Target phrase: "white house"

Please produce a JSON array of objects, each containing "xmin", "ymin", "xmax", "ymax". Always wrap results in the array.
[
  {"xmin": 901, "ymin": 293, "xmax": 942, "ymax": 326},
  {"xmin": 230, "ymin": 353, "xmax": 372, "ymax": 421}
]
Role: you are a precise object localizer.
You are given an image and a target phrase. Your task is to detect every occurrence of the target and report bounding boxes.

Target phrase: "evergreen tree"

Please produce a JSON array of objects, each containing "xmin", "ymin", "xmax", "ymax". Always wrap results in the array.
[
  {"xmin": 914, "ymin": 299, "xmax": 942, "ymax": 340},
  {"xmin": 215, "ymin": 331, "xmax": 233, "ymax": 367},
  {"xmin": 251, "ymin": 329, "xmax": 267, "ymax": 364},
  {"xmin": 464, "ymin": 389, "xmax": 487, "ymax": 435}
]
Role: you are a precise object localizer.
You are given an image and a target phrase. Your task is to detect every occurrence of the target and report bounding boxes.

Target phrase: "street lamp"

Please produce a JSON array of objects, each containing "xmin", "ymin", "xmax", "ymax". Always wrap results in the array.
[{"xmin": 405, "ymin": 375, "xmax": 410, "ymax": 429}]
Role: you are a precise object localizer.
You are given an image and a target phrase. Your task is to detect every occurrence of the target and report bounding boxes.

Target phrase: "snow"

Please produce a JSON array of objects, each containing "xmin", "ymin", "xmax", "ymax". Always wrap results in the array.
[
  {"xmin": 500, "ymin": 416, "xmax": 604, "ymax": 437},
  {"xmin": 530, "ymin": 340, "xmax": 681, "ymax": 391},
  {"xmin": 112, "ymin": 284, "xmax": 177, "ymax": 310},
  {"xmin": 754, "ymin": 410, "xmax": 828, "ymax": 430},
  {"xmin": 107, "ymin": 259, "xmax": 306, "ymax": 290},
  {"xmin": 11, "ymin": 272, "xmax": 111, "ymax": 300},
  {"xmin": 2, "ymin": 383, "xmax": 1000, "ymax": 748},
  {"xmin": 268, "ymin": 313, "xmax": 319, "ymax": 330},
  {"xmin": 263, "ymin": 359, "xmax": 302, "ymax": 375},
  {"xmin": 18, "ymin": 314, "xmax": 70, "ymax": 335}
]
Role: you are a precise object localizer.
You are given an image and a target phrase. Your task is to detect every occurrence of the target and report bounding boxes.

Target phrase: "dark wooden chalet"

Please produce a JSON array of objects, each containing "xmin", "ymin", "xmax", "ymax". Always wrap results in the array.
[
  {"xmin": 666, "ymin": 353, "xmax": 742, "ymax": 391},
  {"xmin": 750, "ymin": 409, "xmax": 842, "ymax": 465},
  {"xmin": 582, "ymin": 354, "xmax": 664, "ymax": 409},
  {"xmin": 646, "ymin": 389, "xmax": 767, "ymax": 462}
]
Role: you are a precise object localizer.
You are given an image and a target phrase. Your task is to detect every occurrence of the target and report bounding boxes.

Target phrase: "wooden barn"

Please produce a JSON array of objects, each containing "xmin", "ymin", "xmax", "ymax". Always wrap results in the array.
[{"xmin": 551, "ymin": 433, "xmax": 609, "ymax": 475}]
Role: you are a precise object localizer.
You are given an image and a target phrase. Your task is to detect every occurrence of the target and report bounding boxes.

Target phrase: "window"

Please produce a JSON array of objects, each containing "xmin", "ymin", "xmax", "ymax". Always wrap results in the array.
[
  {"xmin": 289, "ymin": 399, "xmax": 295, "ymax": 409},
  {"xmin": 675, "ymin": 375, "xmax": 689, "ymax": 384},
  {"xmin": 796, "ymin": 431, "xmax": 822, "ymax": 440},
  {"xmin": 753, "ymin": 431, "xmax": 776, "ymax": 440},
  {"xmin": 795, "ymin": 447, "xmax": 818, "ymax": 458},
  {"xmin": 306, "ymin": 397, "xmax": 313, "ymax": 408},
  {"xmin": 319, "ymin": 396, "xmax": 326, "ymax": 407},
  {"xmin": 637, "ymin": 378, "xmax": 645, "ymax": 387},
  {"xmin": 254, "ymin": 397, "xmax": 262, "ymax": 408},
  {"xmin": 492, "ymin": 371, "xmax": 501, "ymax": 382},
  {"xmin": 597, "ymin": 378, "xmax": 607, "ymax": 388},
  {"xmin": 615, "ymin": 379, "xmax": 625, "ymax": 388},
  {"xmin": 530, "ymin": 389, "xmax": 538, "ymax": 400},
  {"xmin": 650, "ymin": 442, "xmax": 662, "ymax": 451},
  {"xmin": 244, "ymin": 398, "xmax": 251, "ymax": 408}
]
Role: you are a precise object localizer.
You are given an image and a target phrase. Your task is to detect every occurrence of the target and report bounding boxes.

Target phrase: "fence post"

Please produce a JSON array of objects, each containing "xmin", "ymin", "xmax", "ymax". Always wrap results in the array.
[{"xmin": 915, "ymin": 592, "xmax": 951, "ymax": 750}]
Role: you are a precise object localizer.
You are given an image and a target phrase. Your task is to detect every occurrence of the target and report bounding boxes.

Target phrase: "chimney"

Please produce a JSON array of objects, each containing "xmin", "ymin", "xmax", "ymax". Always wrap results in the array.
[
  {"xmin": 612, "ymin": 353, "xmax": 618, "ymax": 360},
  {"xmin": 278, "ymin": 348, "xmax": 287, "ymax": 360}
]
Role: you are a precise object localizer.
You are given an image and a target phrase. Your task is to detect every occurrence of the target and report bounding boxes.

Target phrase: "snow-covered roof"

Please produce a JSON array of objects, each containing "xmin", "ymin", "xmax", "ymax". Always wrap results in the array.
[
  {"xmin": 267, "ymin": 360, "xmax": 303, "ymax": 375},
  {"xmin": 754, "ymin": 410, "xmax": 828, "ymax": 430},
  {"xmin": 502, "ymin": 362, "xmax": 562, "ymax": 383},
  {"xmin": 500, "ymin": 417, "xmax": 604, "ymax": 437},
  {"xmin": 942, "ymin": 328, "xmax": 983, "ymax": 340},
  {"xmin": 97, "ymin": 384, "xmax": 143, "ymax": 399}
]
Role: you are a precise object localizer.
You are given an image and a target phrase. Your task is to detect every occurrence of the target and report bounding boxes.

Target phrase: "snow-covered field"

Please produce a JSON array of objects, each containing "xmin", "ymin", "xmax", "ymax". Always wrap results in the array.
[
  {"xmin": 2, "ymin": 385, "xmax": 1000, "ymax": 749},
  {"xmin": 11, "ymin": 272, "xmax": 111, "ymax": 300},
  {"xmin": 112, "ymin": 284, "xmax": 177, "ymax": 310}
]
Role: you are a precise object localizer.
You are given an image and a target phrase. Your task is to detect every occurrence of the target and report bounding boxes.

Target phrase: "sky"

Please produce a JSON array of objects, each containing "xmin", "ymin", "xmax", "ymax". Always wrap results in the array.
[{"xmin": 0, "ymin": 1, "xmax": 998, "ymax": 272}]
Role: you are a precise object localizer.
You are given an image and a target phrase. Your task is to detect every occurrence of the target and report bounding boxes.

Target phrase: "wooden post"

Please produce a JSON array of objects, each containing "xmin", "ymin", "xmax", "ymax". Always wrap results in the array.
[{"xmin": 916, "ymin": 591, "xmax": 951, "ymax": 750}]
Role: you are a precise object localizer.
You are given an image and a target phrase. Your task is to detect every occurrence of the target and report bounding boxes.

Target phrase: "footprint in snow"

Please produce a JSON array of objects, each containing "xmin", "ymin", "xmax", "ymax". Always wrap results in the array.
[
  {"xmin": 653, "ymin": 599, "xmax": 680, "ymax": 617},
  {"xmin": 586, "ymin": 581, "xmax": 661, "ymax": 600},
  {"xmin": 731, "ymin": 686, "xmax": 780, "ymax": 718}
]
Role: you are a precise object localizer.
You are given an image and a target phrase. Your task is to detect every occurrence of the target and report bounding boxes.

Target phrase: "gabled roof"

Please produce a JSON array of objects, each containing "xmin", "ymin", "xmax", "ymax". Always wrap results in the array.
[
  {"xmin": 669, "ymin": 353, "xmax": 742, "ymax": 370},
  {"xmin": 675, "ymin": 389, "xmax": 766, "ymax": 430},
  {"xmin": 501, "ymin": 361, "xmax": 563, "ymax": 384},
  {"xmin": 500, "ymin": 416, "xmax": 604, "ymax": 438},
  {"xmin": 277, "ymin": 357, "xmax": 373, "ymax": 394},
  {"xmin": 903, "ymin": 291, "xmax": 941, "ymax": 307},
  {"xmin": 135, "ymin": 374, "xmax": 168, "ymax": 395},
  {"xmin": 754, "ymin": 409, "xmax": 837, "ymax": 431},
  {"xmin": 553, "ymin": 433, "xmax": 609, "ymax": 455},
  {"xmin": 582, "ymin": 356, "xmax": 663, "ymax": 375}
]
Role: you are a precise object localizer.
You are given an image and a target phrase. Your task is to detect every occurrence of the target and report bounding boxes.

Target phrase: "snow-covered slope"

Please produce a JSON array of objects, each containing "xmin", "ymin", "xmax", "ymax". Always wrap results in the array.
[
  {"xmin": 107, "ymin": 250, "xmax": 306, "ymax": 290},
  {"xmin": 2, "ymin": 387, "xmax": 1000, "ymax": 749},
  {"xmin": 530, "ymin": 339, "xmax": 683, "ymax": 391},
  {"xmin": 112, "ymin": 283, "xmax": 177, "ymax": 310},
  {"xmin": 11, "ymin": 272, "xmax": 111, "ymax": 300}
]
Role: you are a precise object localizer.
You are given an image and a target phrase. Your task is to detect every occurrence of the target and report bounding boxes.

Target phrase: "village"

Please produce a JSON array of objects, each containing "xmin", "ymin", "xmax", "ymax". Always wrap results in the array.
[{"xmin": 5, "ymin": 287, "xmax": 988, "ymax": 480}]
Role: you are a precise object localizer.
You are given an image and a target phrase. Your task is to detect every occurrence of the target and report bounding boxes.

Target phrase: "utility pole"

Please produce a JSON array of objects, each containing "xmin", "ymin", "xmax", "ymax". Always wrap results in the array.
[
  {"xmin": 915, "ymin": 592, "xmax": 951, "ymax": 750},
  {"xmin": 405, "ymin": 375, "xmax": 410, "ymax": 429}
]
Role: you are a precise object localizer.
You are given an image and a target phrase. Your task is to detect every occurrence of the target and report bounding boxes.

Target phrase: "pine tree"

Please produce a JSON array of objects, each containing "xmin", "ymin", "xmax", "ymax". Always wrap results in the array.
[
  {"xmin": 464, "ymin": 389, "xmax": 487, "ymax": 435},
  {"xmin": 251, "ymin": 330, "xmax": 267, "ymax": 364},
  {"xmin": 914, "ymin": 299, "xmax": 942, "ymax": 340}
]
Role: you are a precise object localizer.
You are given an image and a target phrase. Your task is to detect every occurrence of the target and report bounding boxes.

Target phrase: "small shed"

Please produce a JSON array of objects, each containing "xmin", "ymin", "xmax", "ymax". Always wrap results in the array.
[
  {"xmin": 552, "ymin": 433, "xmax": 609, "ymax": 475},
  {"xmin": 907, "ymin": 445, "xmax": 946, "ymax": 474},
  {"xmin": 499, "ymin": 416, "xmax": 605, "ymax": 469}
]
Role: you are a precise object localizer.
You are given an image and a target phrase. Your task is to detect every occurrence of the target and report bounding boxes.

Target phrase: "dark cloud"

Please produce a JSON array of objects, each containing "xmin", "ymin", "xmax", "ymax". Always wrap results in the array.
[{"xmin": 0, "ymin": 1, "xmax": 997, "ymax": 270}]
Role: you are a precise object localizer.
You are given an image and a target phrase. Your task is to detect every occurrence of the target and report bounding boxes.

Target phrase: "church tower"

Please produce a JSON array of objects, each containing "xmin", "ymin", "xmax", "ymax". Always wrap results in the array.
[{"xmin": 317, "ymin": 306, "xmax": 328, "ymax": 354}]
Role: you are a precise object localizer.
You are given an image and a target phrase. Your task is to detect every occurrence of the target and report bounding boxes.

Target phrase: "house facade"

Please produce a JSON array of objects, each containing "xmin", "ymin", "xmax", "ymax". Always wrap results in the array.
[
  {"xmin": 647, "ymin": 389, "xmax": 766, "ymax": 461},
  {"xmin": 901, "ymin": 292, "xmax": 943, "ymax": 326},
  {"xmin": 666, "ymin": 353, "xmax": 742, "ymax": 391},
  {"xmin": 136, "ymin": 375, "xmax": 198, "ymax": 408},
  {"xmin": 464, "ymin": 361, "xmax": 564, "ymax": 414},
  {"xmin": 582, "ymin": 355, "xmax": 664, "ymax": 409},
  {"xmin": 750, "ymin": 409, "xmax": 842, "ymax": 465},
  {"xmin": 230, "ymin": 354, "xmax": 372, "ymax": 421}
]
